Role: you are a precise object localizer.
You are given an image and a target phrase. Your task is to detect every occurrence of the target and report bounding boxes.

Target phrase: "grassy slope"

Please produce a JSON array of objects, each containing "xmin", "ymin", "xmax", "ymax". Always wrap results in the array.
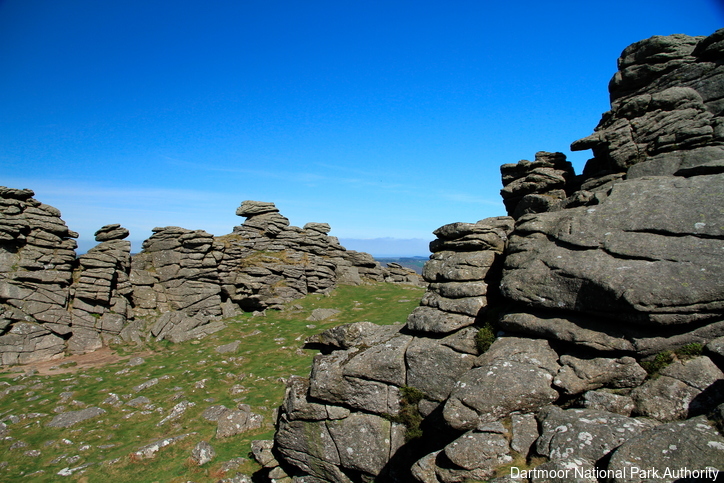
[{"xmin": 0, "ymin": 282, "xmax": 425, "ymax": 482}]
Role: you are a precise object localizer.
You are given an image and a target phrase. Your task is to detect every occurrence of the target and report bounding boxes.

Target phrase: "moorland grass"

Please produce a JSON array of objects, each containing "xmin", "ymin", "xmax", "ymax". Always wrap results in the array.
[{"xmin": 0, "ymin": 282, "xmax": 424, "ymax": 482}]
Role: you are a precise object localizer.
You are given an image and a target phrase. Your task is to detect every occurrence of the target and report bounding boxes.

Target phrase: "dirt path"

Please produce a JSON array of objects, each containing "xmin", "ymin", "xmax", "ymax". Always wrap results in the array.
[{"xmin": 0, "ymin": 347, "xmax": 155, "ymax": 376}]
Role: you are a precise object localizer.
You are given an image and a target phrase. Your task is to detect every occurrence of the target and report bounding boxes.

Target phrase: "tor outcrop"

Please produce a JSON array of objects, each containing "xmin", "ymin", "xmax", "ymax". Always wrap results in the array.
[
  {"xmin": 0, "ymin": 198, "xmax": 422, "ymax": 363},
  {"xmin": 263, "ymin": 28, "xmax": 724, "ymax": 482}
]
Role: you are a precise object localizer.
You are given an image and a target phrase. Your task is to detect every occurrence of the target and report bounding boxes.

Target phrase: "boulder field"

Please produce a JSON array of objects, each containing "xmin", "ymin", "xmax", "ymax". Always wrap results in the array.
[{"xmin": 262, "ymin": 28, "xmax": 724, "ymax": 482}]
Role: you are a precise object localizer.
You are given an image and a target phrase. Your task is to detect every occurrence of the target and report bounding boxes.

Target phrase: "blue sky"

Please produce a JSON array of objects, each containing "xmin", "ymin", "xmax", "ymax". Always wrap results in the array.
[{"xmin": 1, "ymin": 1, "xmax": 722, "ymax": 256}]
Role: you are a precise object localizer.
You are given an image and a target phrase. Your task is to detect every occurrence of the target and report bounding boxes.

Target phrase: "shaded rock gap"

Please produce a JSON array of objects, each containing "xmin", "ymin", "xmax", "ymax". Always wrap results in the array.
[{"xmin": 621, "ymin": 227, "xmax": 724, "ymax": 240}]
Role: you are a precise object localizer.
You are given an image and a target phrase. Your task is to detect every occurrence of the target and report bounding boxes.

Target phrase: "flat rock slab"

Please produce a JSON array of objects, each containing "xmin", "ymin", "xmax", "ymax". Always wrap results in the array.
[
  {"xmin": 126, "ymin": 396, "xmax": 151, "ymax": 408},
  {"xmin": 631, "ymin": 356, "xmax": 724, "ymax": 421},
  {"xmin": 535, "ymin": 406, "xmax": 656, "ymax": 465},
  {"xmin": 126, "ymin": 357, "xmax": 145, "ymax": 366},
  {"xmin": 216, "ymin": 408, "xmax": 263, "ymax": 438},
  {"xmin": 46, "ymin": 407, "xmax": 106, "ymax": 428},
  {"xmin": 134, "ymin": 433, "xmax": 194, "ymax": 459},
  {"xmin": 215, "ymin": 340, "xmax": 241, "ymax": 354},
  {"xmin": 306, "ymin": 308, "xmax": 341, "ymax": 321},
  {"xmin": 608, "ymin": 416, "xmax": 724, "ymax": 481}
]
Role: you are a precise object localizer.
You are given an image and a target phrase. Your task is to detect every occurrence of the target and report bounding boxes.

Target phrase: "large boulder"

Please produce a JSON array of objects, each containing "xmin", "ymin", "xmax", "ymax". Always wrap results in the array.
[
  {"xmin": 535, "ymin": 406, "xmax": 656, "ymax": 468},
  {"xmin": 631, "ymin": 356, "xmax": 724, "ymax": 421},
  {"xmin": 500, "ymin": 173, "xmax": 724, "ymax": 329},
  {"xmin": 443, "ymin": 337, "xmax": 560, "ymax": 430}
]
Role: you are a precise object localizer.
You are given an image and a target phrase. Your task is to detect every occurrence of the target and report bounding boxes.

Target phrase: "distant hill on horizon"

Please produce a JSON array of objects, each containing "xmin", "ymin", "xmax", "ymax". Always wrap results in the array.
[{"xmin": 374, "ymin": 256, "xmax": 428, "ymax": 274}]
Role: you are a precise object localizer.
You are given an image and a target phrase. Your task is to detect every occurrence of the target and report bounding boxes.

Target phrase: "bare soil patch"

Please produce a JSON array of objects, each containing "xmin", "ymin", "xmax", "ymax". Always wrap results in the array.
[{"xmin": 0, "ymin": 346, "xmax": 155, "ymax": 376}]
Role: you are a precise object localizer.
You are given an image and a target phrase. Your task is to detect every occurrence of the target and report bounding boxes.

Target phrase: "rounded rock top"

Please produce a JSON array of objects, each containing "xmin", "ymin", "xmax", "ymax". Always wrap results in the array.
[
  {"xmin": 236, "ymin": 200, "xmax": 279, "ymax": 217},
  {"xmin": 94, "ymin": 224, "xmax": 130, "ymax": 241}
]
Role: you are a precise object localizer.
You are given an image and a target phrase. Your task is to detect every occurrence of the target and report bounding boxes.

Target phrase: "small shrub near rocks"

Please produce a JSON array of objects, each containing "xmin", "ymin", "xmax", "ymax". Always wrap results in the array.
[
  {"xmin": 640, "ymin": 350, "xmax": 675, "ymax": 376},
  {"xmin": 475, "ymin": 323, "xmax": 496, "ymax": 354},
  {"xmin": 385, "ymin": 386, "xmax": 425, "ymax": 442},
  {"xmin": 640, "ymin": 343, "xmax": 705, "ymax": 377},
  {"xmin": 676, "ymin": 342, "xmax": 703, "ymax": 358}
]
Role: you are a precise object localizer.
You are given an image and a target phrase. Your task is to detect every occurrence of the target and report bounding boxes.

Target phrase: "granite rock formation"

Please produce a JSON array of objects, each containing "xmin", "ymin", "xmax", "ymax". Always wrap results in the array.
[
  {"xmin": 0, "ymin": 188, "xmax": 77, "ymax": 364},
  {"xmin": 68, "ymin": 224, "xmax": 133, "ymax": 354},
  {"xmin": 0, "ymin": 197, "xmax": 415, "ymax": 363},
  {"xmin": 263, "ymin": 28, "xmax": 724, "ymax": 482},
  {"xmin": 216, "ymin": 200, "xmax": 388, "ymax": 312}
]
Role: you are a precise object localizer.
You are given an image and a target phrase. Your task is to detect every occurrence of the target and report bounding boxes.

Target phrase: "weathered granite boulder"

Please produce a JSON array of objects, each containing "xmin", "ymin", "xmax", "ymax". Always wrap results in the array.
[
  {"xmin": 0, "ymin": 322, "xmax": 65, "ymax": 365},
  {"xmin": 276, "ymin": 410, "xmax": 405, "ymax": 482},
  {"xmin": 304, "ymin": 321, "xmax": 403, "ymax": 352},
  {"xmin": 553, "ymin": 355, "xmax": 647, "ymax": 395},
  {"xmin": 216, "ymin": 404, "xmax": 263, "ymax": 439},
  {"xmin": 307, "ymin": 331, "xmax": 411, "ymax": 415},
  {"xmin": 436, "ymin": 424, "xmax": 513, "ymax": 482},
  {"xmin": 443, "ymin": 337, "xmax": 560, "ymax": 430},
  {"xmin": 405, "ymin": 330, "xmax": 477, "ymax": 402},
  {"xmin": 150, "ymin": 310, "xmax": 226, "ymax": 343},
  {"xmin": 535, "ymin": 406, "xmax": 656, "ymax": 468},
  {"xmin": 500, "ymin": 151, "xmax": 575, "ymax": 218},
  {"xmin": 631, "ymin": 355, "xmax": 724, "ymax": 421},
  {"xmin": 384, "ymin": 262, "xmax": 425, "ymax": 286},
  {"xmin": 191, "ymin": 440, "xmax": 216, "ymax": 466},
  {"xmin": 46, "ymin": 407, "xmax": 106, "ymax": 428},
  {"xmin": 498, "ymin": 309, "xmax": 724, "ymax": 356},
  {"xmin": 607, "ymin": 415, "xmax": 724, "ymax": 480},
  {"xmin": 581, "ymin": 390, "xmax": 635, "ymax": 416},
  {"xmin": 251, "ymin": 440, "xmax": 279, "ymax": 469},
  {"xmin": 500, "ymin": 173, "xmax": 724, "ymax": 329}
]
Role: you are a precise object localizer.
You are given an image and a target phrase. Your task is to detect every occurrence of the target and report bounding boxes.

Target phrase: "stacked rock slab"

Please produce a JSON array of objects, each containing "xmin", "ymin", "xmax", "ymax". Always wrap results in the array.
[
  {"xmin": 131, "ymin": 227, "xmax": 224, "ymax": 318},
  {"xmin": 216, "ymin": 200, "xmax": 388, "ymax": 311},
  {"xmin": 500, "ymin": 151, "xmax": 576, "ymax": 219},
  {"xmin": 384, "ymin": 262, "xmax": 425, "ymax": 286},
  {"xmin": 407, "ymin": 217, "xmax": 513, "ymax": 334},
  {"xmin": 272, "ymin": 217, "xmax": 513, "ymax": 482},
  {"xmin": 0, "ymin": 187, "xmax": 77, "ymax": 364},
  {"xmin": 265, "ymin": 28, "xmax": 724, "ymax": 482},
  {"xmin": 68, "ymin": 224, "xmax": 133, "ymax": 353}
]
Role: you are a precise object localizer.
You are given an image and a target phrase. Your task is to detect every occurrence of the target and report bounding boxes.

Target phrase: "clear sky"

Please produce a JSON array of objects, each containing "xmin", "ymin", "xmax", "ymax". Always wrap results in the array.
[{"xmin": 1, "ymin": 1, "xmax": 722, "ymax": 256}]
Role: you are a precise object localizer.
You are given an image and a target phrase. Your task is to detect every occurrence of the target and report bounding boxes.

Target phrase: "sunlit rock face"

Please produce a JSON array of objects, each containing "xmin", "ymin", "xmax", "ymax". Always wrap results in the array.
[{"xmin": 265, "ymin": 28, "xmax": 724, "ymax": 482}]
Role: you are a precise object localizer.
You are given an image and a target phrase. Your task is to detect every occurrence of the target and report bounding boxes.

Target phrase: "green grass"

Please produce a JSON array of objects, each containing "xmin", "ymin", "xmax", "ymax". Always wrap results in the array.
[
  {"xmin": 0, "ymin": 282, "xmax": 425, "ymax": 482},
  {"xmin": 640, "ymin": 342, "xmax": 706, "ymax": 377}
]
